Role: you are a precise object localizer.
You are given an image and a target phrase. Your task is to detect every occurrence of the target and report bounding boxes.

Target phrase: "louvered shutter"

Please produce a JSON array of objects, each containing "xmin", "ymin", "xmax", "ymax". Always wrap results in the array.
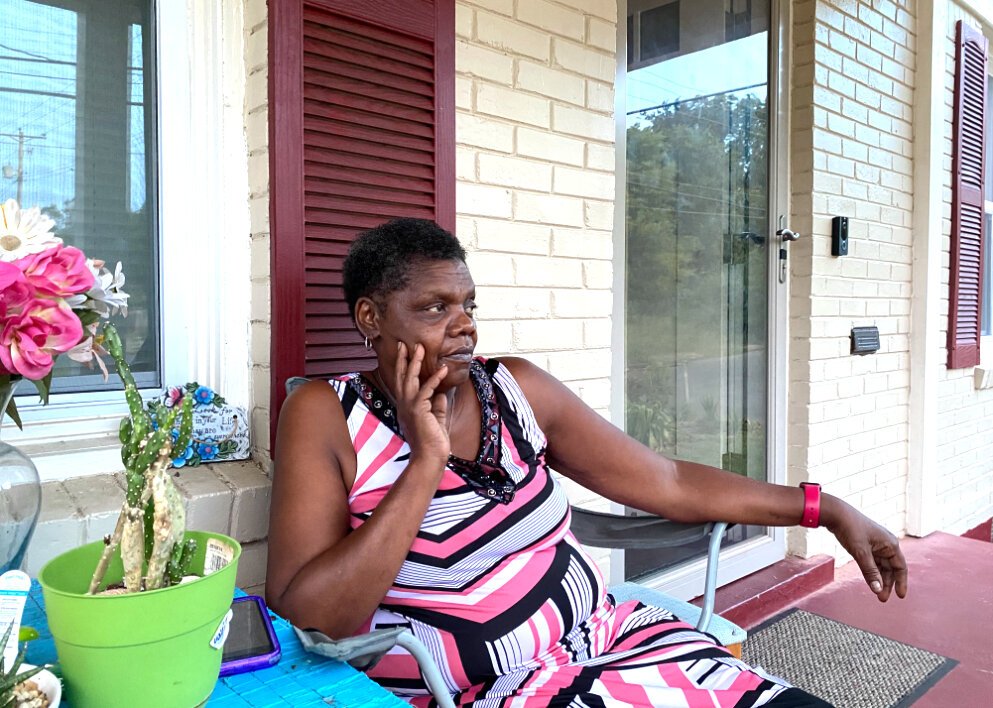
[
  {"xmin": 949, "ymin": 21, "xmax": 988, "ymax": 369},
  {"xmin": 269, "ymin": 0, "xmax": 454, "ymax": 442}
]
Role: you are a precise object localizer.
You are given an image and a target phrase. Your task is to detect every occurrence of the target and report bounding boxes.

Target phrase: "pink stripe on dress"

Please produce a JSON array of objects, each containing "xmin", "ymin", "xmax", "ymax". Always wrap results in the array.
[{"xmin": 351, "ymin": 433, "xmax": 405, "ymax": 500}]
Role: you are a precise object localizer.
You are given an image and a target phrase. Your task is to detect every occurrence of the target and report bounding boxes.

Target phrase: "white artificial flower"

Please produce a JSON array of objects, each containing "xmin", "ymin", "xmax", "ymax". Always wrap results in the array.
[
  {"xmin": 67, "ymin": 260, "xmax": 129, "ymax": 317},
  {"xmin": 66, "ymin": 335, "xmax": 110, "ymax": 379},
  {"xmin": 0, "ymin": 199, "xmax": 62, "ymax": 262}
]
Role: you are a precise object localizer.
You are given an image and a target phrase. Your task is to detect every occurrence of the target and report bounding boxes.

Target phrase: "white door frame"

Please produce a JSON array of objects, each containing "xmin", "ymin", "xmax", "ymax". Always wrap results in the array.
[{"xmin": 610, "ymin": 0, "xmax": 791, "ymax": 597}]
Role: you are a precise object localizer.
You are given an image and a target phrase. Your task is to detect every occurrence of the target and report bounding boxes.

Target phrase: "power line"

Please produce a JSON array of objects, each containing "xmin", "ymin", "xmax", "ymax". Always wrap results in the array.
[
  {"xmin": 628, "ymin": 82, "xmax": 767, "ymax": 116},
  {"xmin": 0, "ymin": 53, "xmax": 75, "ymax": 66},
  {"xmin": 0, "ymin": 42, "xmax": 55, "ymax": 61},
  {"xmin": 0, "ymin": 85, "xmax": 75, "ymax": 99}
]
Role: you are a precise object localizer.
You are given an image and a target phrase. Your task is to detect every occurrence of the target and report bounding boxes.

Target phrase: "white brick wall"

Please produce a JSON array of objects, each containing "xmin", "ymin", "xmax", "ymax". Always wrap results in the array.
[
  {"xmin": 934, "ymin": 3, "xmax": 993, "ymax": 534},
  {"xmin": 788, "ymin": 0, "xmax": 917, "ymax": 559},
  {"xmin": 456, "ymin": 0, "xmax": 616, "ymax": 423},
  {"xmin": 237, "ymin": 1, "xmax": 993, "ymax": 584},
  {"xmin": 244, "ymin": 0, "xmax": 271, "ymax": 469}
]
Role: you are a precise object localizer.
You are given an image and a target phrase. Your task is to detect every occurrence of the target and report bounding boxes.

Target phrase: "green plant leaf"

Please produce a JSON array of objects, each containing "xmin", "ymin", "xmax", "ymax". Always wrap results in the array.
[
  {"xmin": 2, "ymin": 395, "xmax": 22, "ymax": 430},
  {"xmin": 30, "ymin": 373, "xmax": 53, "ymax": 405},
  {"xmin": 76, "ymin": 309, "xmax": 101, "ymax": 328},
  {"xmin": 0, "ymin": 621, "xmax": 12, "ymax": 671}
]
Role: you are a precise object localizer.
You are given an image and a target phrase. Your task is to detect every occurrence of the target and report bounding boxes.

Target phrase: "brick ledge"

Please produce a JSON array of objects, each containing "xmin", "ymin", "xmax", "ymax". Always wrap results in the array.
[{"xmin": 25, "ymin": 460, "xmax": 271, "ymax": 589}]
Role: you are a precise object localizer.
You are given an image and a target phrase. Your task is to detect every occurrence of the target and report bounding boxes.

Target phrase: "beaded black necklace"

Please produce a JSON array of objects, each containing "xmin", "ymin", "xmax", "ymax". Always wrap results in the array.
[{"xmin": 348, "ymin": 360, "xmax": 515, "ymax": 504}]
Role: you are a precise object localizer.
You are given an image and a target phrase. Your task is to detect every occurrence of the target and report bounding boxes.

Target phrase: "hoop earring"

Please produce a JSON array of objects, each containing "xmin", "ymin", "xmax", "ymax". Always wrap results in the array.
[{"xmin": 364, "ymin": 336, "xmax": 372, "ymax": 351}]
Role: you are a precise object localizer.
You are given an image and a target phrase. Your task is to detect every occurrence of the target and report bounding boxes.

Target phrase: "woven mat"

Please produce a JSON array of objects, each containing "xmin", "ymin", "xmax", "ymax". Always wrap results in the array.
[{"xmin": 742, "ymin": 609, "xmax": 956, "ymax": 708}]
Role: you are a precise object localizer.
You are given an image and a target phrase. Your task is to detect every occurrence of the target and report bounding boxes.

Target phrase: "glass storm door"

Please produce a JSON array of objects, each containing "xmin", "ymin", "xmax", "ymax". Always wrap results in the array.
[{"xmin": 624, "ymin": 0, "xmax": 775, "ymax": 581}]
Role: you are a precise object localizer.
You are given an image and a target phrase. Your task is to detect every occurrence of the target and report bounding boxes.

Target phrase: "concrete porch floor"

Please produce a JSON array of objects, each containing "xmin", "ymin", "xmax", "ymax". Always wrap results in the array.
[{"xmin": 712, "ymin": 532, "xmax": 993, "ymax": 706}]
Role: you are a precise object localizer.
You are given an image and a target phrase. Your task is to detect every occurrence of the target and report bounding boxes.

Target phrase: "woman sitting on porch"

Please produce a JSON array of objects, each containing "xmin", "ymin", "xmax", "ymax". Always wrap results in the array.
[{"xmin": 267, "ymin": 218, "xmax": 907, "ymax": 708}]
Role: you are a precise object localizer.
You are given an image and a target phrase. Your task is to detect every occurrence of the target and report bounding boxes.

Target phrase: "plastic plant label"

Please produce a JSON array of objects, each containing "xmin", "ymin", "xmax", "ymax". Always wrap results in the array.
[
  {"xmin": 211, "ymin": 608, "xmax": 233, "ymax": 650},
  {"xmin": 0, "ymin": 570, "xmax": 30, "ymax": 667},
  {"xmin": 204, "ymin": 538, "xmax": 234, "ymax": 575}
]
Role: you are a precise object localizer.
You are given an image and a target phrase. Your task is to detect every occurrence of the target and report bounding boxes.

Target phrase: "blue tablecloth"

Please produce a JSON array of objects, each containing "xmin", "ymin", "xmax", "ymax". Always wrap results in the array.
[{"xmin": 23, "ymin": 581, "xmax": 406, "ymax": 707}]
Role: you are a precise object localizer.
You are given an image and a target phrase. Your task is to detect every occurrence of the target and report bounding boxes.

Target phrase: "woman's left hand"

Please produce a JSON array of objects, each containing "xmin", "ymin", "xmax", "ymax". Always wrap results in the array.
[{"xmin": 824, "ymin": 499, "xmax": 908, "ymax": 602}]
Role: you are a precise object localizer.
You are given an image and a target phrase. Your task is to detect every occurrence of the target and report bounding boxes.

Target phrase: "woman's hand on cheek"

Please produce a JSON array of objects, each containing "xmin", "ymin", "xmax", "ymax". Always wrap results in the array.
[{"xmin": 393, "ymin": 341, "xmax": 451, "ymax": 470}]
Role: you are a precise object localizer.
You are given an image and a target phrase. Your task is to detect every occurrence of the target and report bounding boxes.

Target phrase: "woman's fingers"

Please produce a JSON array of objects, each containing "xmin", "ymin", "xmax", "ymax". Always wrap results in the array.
[
  {"xmin": 404, "ymin": 343, "xmax": 425, "ymax": 397},
  {"xmin": 872, "ymin": 534, "xmax": 908, "ymax": 602},
  {"xmin": 851, "ymin": 547, "xmax": 885, "ymax": 598},
  {"xmin": 883, "ymin": 543, "xmax": 908, "ymax": 599},
  {"xmin": 394, "ymin": 341, "xmax": 408, "ymax": 393},
  {"xmin": 852, "ymin": 533, "xmax": 908, "ymax": 603},
  {"xmin": 395, "ymin": 342, "xmax": 427, "ymax": 403},
  {"xmin": 425, "ymin": 366, "xmax": 450, "ymax": 418},
  {"xmin": 876, "ymin": 563, "xmax": 893, "ymax": 602},
  {"xmin": 422, "ymin": 362, "xmax": 449, "ymax": 398}
]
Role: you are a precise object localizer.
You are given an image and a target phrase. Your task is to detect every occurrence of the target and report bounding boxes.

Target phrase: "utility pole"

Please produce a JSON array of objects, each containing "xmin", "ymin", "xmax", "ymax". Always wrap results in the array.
[{"xmin": 0, "ymin": 129, "xmax": 46, "ymax": 204}]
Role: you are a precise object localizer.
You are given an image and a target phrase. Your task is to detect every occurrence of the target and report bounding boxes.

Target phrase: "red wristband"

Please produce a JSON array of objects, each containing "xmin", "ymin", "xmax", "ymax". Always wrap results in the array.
[{"xmin": 799, "ymin": 482, "xmax": 821, "ymax": 528}]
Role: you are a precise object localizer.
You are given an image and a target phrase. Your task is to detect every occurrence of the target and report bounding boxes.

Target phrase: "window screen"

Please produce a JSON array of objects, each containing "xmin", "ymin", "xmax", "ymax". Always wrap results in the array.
[{"xmin": 0, "ymin": 0, "xmax": 160, "ymax": 392}]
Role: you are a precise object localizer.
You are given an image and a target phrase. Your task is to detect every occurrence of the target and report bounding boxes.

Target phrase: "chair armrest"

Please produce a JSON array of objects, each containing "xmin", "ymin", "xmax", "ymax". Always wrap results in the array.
[
  {"xmin": 286, "ymin": 376, "xmax": 312, "ymax": 395},
  {"xmin": 569, "ymin": 506, "xmax": 718, "ymax": 549},
  {"xmin": 294, "ymin": 626, "xmax": 407, "ymax": 670},
  {"xmin": 295, "ymin": 626, "xmax": 456, "ymax": 708},
  {"xmin": 569, "ymin": 507, "xmax": 732, "ymax": 634}
]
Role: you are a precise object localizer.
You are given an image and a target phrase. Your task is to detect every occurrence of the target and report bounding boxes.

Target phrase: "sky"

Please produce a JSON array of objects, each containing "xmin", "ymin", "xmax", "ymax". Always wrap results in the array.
[
  {"xmin": 0, "ymin": 0, "xmax": 147, "ymax": 214},
  {"xmin": 627, "ymin": 32, "xmax": 768, "ymax": 120}
]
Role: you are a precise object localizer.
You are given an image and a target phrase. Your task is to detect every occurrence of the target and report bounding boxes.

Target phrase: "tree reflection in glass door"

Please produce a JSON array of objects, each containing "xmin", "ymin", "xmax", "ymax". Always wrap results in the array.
[{"xmin": 624, "ymin": 0, "xmax": 771, "ymax": 580}]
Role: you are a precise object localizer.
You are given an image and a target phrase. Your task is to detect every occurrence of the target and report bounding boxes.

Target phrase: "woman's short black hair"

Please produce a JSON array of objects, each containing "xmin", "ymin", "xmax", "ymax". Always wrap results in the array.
[{"xmin": 342, "ymin": 218, "xmax": 467, "ymax": 318}]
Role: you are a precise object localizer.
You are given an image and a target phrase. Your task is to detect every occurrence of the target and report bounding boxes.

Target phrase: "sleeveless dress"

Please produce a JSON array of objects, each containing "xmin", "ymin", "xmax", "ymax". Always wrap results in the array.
[{"xmin": 332, "ymin": 358, "xmax": 796, "ymax": 707}]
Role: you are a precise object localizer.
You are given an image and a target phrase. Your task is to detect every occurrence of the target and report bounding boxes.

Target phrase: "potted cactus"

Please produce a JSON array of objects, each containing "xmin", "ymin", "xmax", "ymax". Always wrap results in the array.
[
  {"xmin": 87, "ymin": 323, "xmax": 198, "ymax": 595},
  {"xmin": 36, "ymin": 323, "xmax": 242, "ymax": 708}
]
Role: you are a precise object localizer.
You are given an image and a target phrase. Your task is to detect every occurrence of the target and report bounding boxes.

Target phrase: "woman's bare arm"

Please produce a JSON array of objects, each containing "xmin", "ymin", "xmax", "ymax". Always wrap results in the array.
[
  {"xmin": 501, "ymin": 357, "xmax": 908, "ymax": 602},
  {"xmin": 266, "ymin": 345, "xmax": 452, "ymax": 637}
]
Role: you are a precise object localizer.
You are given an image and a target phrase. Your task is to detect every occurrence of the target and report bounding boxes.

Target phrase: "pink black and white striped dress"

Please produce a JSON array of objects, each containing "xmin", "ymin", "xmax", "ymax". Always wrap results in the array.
[{"xmin": 332, "ymin": 358, "xmax": 799, "ymax": 707}]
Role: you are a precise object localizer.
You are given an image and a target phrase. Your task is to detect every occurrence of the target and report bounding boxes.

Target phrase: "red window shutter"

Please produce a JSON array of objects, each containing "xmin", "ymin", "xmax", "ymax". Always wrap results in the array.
[
  {"xmin": 949, "ymin": 21, "xmax": 988, "ymax": 369},
  {"xmin": 269, "ymin": 0, "xmax": 454, "ymax": 444}
]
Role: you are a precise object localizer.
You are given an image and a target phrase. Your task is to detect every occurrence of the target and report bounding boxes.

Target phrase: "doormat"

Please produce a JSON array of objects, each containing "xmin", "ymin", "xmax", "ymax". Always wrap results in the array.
[{"xmin": 741, "ymin": 609, "xmax": 957, "ymax": 708}]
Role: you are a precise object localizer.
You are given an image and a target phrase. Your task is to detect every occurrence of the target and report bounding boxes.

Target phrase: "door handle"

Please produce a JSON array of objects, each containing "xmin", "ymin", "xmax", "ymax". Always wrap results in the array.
[{"xmin": 775, "ymin": 217, "xmax": 800, "ymax": 283}]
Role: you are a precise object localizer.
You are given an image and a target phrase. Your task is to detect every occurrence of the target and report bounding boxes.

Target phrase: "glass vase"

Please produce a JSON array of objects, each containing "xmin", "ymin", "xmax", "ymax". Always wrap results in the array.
[{"xmin": 0, "ymin": 377, "xmax": 42, "ymax": 575}]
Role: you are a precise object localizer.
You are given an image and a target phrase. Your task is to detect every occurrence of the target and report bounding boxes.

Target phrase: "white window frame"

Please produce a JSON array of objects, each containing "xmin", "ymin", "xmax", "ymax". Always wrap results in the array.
[{"xmin": 1, "ymin": 0, "xmax": 252, "ymax": 482}]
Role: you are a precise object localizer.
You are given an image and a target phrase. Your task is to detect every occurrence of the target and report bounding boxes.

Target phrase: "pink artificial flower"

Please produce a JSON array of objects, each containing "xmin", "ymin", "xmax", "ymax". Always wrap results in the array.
[
  {"xmin": 164, "ymin": 386, "xmax": 184, "ymax": 408},
  {"xmin": 0, "ymin": 297, "xmax": 83, "ymax": 379},
  {"xmin": 15, "ymin": 244, "xmax": 95, "ymax": 297},
  {"xmin": 0, "ymin": 260, "xmax": 32, "ymax": 313}
]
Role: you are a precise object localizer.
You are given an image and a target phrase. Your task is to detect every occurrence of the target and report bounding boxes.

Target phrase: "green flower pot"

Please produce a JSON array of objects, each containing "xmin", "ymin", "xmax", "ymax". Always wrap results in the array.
[{"xmin": 38, "ymin": 531, "xmax": 241, "ymax": 708}]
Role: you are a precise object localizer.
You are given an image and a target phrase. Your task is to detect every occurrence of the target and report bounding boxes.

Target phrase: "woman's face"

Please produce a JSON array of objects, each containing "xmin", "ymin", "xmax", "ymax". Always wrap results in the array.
[{"xmin": 366, "ymin": 258, "xmax": 478, "ymax": 390}]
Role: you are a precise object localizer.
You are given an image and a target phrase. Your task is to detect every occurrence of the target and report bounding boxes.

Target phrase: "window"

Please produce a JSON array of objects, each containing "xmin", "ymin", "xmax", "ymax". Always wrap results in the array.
[
  {"xmin": 0, "ymin": 0, "xmax": 160, "ymax": 392},
  {"xmin": 1, "ymin": 0, "xmax": 252, "ymax": 482}
]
